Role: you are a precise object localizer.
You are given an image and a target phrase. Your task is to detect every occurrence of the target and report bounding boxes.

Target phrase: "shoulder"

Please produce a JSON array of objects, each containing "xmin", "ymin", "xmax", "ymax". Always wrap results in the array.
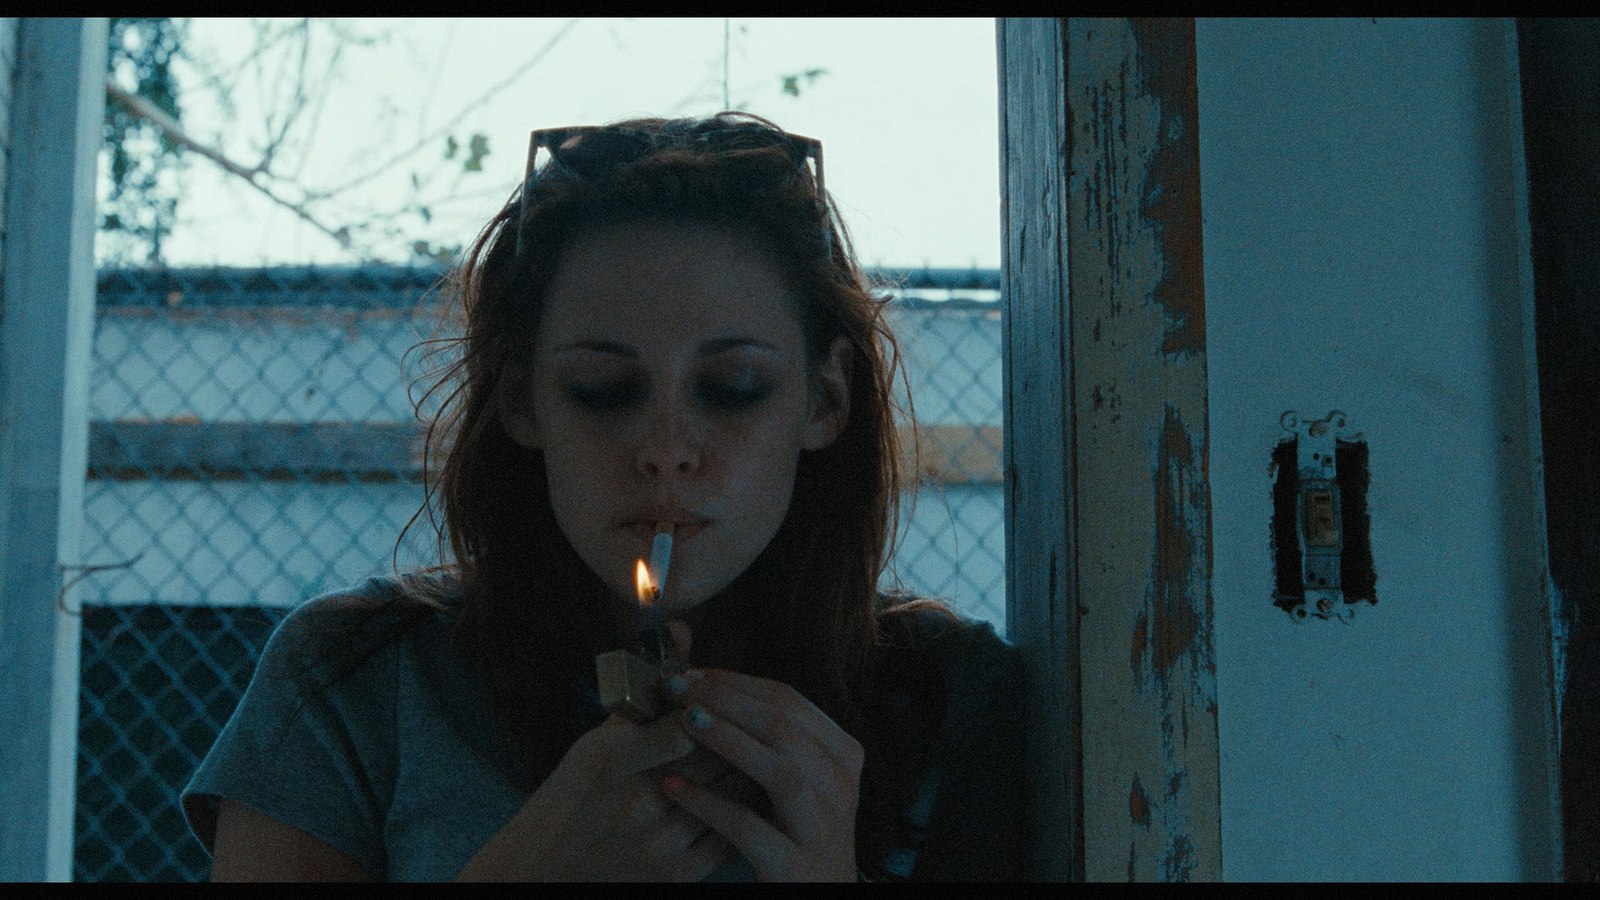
[
  {"xmin": 868, "ymin": 600, "xmax": 1021, "ymax": 720},
  {"xmin": 260, "ymin": 572, "xmax": 461, "ymax": 682},
  {"xmin": 857, "ymin": 603, "xmax": 1026, "ymax": 880},
  {"xmin": 875, "ymin": 600, "xmax": 1017, "ymax": 677}
]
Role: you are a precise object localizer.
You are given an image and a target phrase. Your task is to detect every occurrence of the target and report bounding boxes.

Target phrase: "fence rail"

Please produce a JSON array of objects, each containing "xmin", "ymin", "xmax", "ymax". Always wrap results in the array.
[{"xmin": 96, "ymin": 264, "xmax": 1001, "ymax": 309}]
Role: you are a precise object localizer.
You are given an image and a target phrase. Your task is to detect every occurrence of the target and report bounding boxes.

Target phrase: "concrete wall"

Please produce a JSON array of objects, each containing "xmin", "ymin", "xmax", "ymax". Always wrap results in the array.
[{"xmin": 1197, "ymin": 18, "xmax": 1558, "ymax": 879}]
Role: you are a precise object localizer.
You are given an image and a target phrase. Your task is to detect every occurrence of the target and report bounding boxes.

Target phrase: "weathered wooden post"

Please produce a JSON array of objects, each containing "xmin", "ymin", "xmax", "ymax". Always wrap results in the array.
[
  {"xmin": 0, "ymin": 16, "xmax": 108, "ymax": 882},
  {"xmin": 1000, "ymin": 17, "xmax": 1221, "ymax": 880}
]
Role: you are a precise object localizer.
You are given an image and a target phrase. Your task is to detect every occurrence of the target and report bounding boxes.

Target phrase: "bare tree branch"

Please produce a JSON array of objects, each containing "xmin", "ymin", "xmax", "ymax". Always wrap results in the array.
[
  {"xmin": 106, "ymin": 80, "xmax": 353, "ymax": 249},
  {"xmin": 252, "ymin": 18, "xmax": 313, "ymax": 175},
  {"xmin": 307, "ymin": 17, "xmax": 580, "ymax": 201}
]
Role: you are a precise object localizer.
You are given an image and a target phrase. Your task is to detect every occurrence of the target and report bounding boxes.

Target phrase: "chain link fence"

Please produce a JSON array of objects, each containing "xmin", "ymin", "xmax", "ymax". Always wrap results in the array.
[{"xmin": 73, "ymin": 264, "xmax": 1002, "ymax": 881}]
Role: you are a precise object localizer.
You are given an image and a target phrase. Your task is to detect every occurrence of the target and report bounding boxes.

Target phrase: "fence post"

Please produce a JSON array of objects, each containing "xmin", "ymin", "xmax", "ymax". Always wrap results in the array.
[{"xmin": 0, "ymin": 17, "xmax": 108, "ymax": 881}]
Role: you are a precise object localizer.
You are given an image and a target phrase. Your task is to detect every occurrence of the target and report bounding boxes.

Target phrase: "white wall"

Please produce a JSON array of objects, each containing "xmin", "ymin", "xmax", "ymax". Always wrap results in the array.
[{"xmin": 1197, "ymin": 19, "xmax": 1558, "ymax": 879}]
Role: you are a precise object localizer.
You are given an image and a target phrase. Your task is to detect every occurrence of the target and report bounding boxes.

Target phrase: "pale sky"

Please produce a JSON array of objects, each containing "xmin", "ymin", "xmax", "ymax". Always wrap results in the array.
[{"xmin": 125, "ymin": 18, "xmax": 1002, "ymax": 271}]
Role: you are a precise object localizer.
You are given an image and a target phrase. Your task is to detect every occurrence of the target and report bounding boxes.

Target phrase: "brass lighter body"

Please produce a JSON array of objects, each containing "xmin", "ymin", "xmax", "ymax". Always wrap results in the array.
[{"xmin": 595, "ymin": 648, "xmax": 668, "ymax": 723}]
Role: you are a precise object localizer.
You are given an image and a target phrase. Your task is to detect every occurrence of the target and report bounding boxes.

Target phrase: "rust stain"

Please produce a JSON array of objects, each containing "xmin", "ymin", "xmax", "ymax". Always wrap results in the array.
[
  {"xmin": 1069, "ymin": 20, "xmax": 1220, "ymax": 880},
  {"xmin": 1131, "ymin": 609, "xmax": 1148, "ymax": 678},
  {"xmin": 1150, "ymin": 404, "xmax": 1203, "ymax": 682},
  {"xmin": 1129, "ymin": 772, "xmax": 1152, "ymax": 829},
  {"xmin": 1131, "ymin": 18, "xmax": 1206, "ymax": 359}
]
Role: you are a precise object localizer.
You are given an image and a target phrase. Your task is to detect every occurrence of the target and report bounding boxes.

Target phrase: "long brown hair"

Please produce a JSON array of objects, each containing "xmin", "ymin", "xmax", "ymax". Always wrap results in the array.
[{"xmin": 411, "ymin": 112, "xmax": 938, "ymax": 781}]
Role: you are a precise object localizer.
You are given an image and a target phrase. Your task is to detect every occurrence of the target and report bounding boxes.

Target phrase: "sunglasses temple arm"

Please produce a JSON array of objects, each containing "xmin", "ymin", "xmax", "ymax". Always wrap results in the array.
[
  {"xmin": 811, "ymin": 147, "xmax": 832, "ymax": 262},
  {"xmin": 517, "ymin": 133, "xmax": 549, "ymax": 258}
]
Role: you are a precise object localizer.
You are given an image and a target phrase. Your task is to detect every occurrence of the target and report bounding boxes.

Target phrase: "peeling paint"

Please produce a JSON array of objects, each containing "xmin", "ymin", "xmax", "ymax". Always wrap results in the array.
[
  {"xmin": 1132, "ymin": 20, "xmax": 1208, "ymax": 360},
  {"xmin": 1164, "ymin": 832, "xmax": 1197, "ymax": 882},
  {"xmin": 1066, "ymin": 18, "xmax": 1220, "ymax": 882},
  {"xmin": 1130, "ymin": 772, "xmax": 1153, "ymax": 828},
  {"xmin": 1131, "ymin": 609, "xmax": 1148, "ymax": 678},
  {"xmin": 1150, "ymin": 405, "xmax": 1206, "ymax": 684}
]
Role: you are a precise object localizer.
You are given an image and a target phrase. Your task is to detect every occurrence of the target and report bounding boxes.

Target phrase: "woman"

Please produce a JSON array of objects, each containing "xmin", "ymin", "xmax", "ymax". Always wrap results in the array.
[{"xmin": 182, "ymin": 113, "xmax": 1026, "ymax": 881}]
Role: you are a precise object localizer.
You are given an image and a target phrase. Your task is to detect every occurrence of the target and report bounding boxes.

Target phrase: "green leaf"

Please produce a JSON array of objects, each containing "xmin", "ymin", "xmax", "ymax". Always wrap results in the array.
[
  {"xmin": 445, "ymin": 135, "xmax": 459, "ymax": 160},
  {"xmin": 464, "ymin": 133, "xmax": 490, "ymax": 173},
  {"xmin": 101, "ymin": 17, "xmax": 187, "ymax": 264},
  {"xmin": 780, "ymin": 68, "xmax": 827, "ymax": 99}
]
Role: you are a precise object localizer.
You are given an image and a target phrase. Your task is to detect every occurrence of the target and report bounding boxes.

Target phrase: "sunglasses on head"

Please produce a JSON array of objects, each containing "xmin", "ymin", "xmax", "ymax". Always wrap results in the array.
[{"xmin": 516, "ymin": 123, "xmax": 827, "ymax": 259}]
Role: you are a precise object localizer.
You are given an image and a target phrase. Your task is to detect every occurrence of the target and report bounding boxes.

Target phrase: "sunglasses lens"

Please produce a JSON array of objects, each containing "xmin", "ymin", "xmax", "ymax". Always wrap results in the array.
[
  {"xmin": 542, "ymin": 127, "xmax": 812, "ymax": 176},
  {"xmin": 548, "ymin": 130, "xmax": 654, "ymax": 176}
]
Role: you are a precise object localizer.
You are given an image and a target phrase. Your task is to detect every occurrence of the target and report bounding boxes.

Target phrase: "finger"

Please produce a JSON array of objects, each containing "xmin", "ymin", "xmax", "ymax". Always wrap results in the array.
[
  {"xmin": 682, "ymin": 703, "xmax": 859, "ymax": 835},
  {"xmin": 709, "ymin": 766, "xmax": 774, "ymax": 820},
  {"xmin": 675, "ymin": 827, "xmax": 738, "ymax": 882},
  {"xmin": 641, "ymin": 795, "xmax": 715, "ymax": 856},
  {"xmin": 676, "ymin": 671, "xmax": 855, "ymax": 765},
  {"xmin": 679, "ymin": 705, "xmax": 789, "ymax": 805},
  {"xmin": 612, "ymin": 713, "xmax": 697, "ymax": 777},
  {"xmin": 659, "ymin": 746, "xmax": 733, "ymax": 787},
  {"xmin": 667, "ymin": 619, "xmax": 692, "ymax": 666},
  {"xmin": 664, "ymin": 773, "xmax": 793, "ymax": 879}
]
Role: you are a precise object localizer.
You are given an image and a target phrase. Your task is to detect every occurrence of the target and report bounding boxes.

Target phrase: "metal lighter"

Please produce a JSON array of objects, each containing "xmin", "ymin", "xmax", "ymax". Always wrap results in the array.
[{"xmin": 595, "ymin": 523, "xmax": 679, "ymax": 722}]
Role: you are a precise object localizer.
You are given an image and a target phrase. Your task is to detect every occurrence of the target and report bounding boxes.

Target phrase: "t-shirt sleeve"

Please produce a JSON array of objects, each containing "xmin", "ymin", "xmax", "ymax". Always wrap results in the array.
[
  {"xmin": 912, "ymin": 622, "xmax": 1028, "ymax": 882},
  {"xmin": 181, "ymin": 594, "xmax": 398, "ymax": 880}
]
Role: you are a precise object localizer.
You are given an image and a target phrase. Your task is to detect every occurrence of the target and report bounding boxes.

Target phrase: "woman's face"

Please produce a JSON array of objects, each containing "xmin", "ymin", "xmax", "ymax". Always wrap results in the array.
[{"xmin": 504, "ymin": 222, "xmax": 851, "ymax": 614}]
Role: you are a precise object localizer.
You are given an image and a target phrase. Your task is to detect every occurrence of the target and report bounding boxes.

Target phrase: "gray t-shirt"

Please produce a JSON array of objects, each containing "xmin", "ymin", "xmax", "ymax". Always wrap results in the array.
[
  {"xmin": 183, "ymin": 578, "xmax": 536, "ymax": 880},
  {"xmin": 183, "ymin": 577, "xmax": 1026, "ymax": 881}
]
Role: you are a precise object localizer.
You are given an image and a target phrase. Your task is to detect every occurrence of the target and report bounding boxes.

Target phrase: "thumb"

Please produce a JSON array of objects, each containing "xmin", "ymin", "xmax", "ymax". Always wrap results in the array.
[
  {"xmin": 615, "ymin": 712, "xmax": 696, "ymax": 777},
  {"xmin": 667, "ymin": 619, "xmax": 692, "ymax": 667}
]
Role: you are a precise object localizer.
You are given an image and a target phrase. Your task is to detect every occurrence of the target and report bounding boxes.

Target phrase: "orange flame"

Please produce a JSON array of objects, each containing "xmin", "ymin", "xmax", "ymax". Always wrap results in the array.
[{"xmin": 635, "ymin": 559, "xmax": 659, "ymax": 605}]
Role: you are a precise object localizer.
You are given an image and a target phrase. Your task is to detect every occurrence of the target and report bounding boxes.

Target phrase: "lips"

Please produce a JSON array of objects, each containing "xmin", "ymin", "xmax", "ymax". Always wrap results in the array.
[
  {"xmin": 625, "ymin": 506, "xmax": 711, "ymax": 528},
  {"xmin": 621, "ymin": 506, "xmax": 711, "ymax": 547},
  {"xmin": 624, "ymin": 521, "xmax": 709, "ymax": 542}
]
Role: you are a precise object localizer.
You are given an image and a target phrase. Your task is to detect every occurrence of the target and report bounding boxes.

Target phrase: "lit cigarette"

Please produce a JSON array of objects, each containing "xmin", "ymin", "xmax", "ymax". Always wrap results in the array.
[{"xmin": 647, "ymin": 522, "xmax": 673, "ymax": 601}]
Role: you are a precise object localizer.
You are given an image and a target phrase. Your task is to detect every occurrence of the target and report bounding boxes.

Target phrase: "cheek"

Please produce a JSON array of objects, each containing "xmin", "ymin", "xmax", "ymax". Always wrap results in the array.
[
  {"xmin": 539, "ymin": 429, "xmax": 626, "ymax": 528},
  {"xmin": 716, "ymin": 419, "xmax": 806, "ymax": 521}
]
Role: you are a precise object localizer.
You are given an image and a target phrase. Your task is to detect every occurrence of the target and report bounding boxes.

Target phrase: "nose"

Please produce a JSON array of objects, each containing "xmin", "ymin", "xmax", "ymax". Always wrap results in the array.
[{"xmin": 635, "ymin": 403, "xmax": 701, "ymax": 479}]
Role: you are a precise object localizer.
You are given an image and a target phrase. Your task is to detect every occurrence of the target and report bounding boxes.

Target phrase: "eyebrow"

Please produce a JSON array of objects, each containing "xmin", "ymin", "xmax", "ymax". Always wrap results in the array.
[{"xmin": 553, "ymin": 337, "xmax": 780, "ymax": 357}]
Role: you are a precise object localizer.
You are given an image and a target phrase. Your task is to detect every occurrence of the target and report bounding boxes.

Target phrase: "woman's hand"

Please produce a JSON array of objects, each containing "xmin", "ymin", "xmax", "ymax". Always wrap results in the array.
[
  {"xmin": 455, "ymin": 711, "xmax": 732, "ymax": 881},
  {"xmin": 660, "ymin": 665, "xmax": 864, "ymax": 882}
]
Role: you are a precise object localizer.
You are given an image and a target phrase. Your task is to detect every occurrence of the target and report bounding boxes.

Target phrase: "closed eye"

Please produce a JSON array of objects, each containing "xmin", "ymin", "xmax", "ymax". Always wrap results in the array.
[
  {"xmin": 696, "ymin": 378, "xmax": 770, "ymax": 411},
  {"xmin": 560, "ymin": 374, "xmax": 773, "ymax": 413},
  {"xmin": 564, "ymin": 381, "xmax": 646, "ymax": 411}
]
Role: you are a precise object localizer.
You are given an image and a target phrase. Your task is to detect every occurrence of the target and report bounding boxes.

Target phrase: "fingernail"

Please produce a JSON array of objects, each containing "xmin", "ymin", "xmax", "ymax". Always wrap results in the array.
[
  {"xmin": 687, "ymin": 706, "xmax": 713, "ymax": 729},
  {"xmin": 664, "ymin": 675, "xmax": 689, "ymax": 697},
  {"xmin": 662, "ymin": 773, "xmax": 687, "ymax": 792}
]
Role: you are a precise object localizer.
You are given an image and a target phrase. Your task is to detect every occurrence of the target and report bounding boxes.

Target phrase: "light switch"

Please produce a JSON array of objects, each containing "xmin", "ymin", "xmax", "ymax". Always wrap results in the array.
[{"xmin": 1273, "ymin": 411, "xmax": 1376, "ymax": 621}]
